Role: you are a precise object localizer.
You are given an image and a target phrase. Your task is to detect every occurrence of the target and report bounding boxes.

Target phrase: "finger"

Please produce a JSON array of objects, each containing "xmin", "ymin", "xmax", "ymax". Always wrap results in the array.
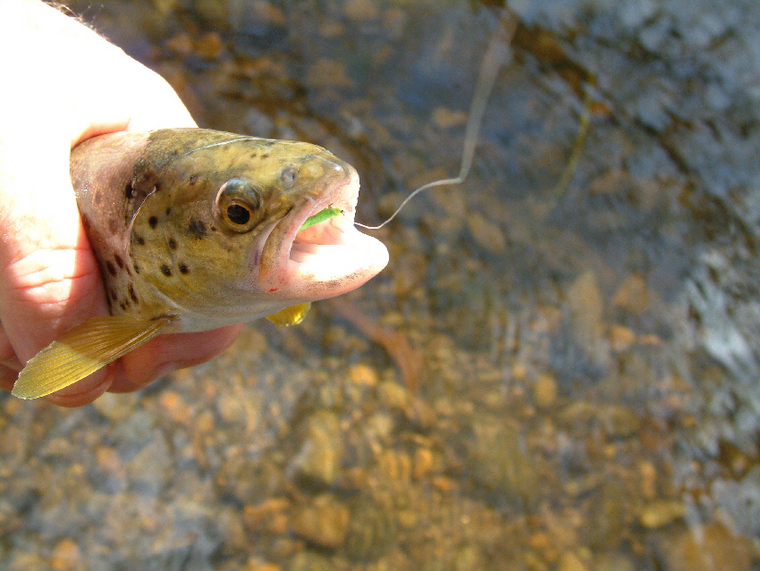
[
  {"xmin": 0, "ymin": 363, "xmax": 18, "ymax": 393},
  {"xmin": 44, "ymin": 365, "xmax": 115, "ymax": 407},
  {"xmin": 109, "ymin": 324, "xmax": 244, "ymax": 392}
]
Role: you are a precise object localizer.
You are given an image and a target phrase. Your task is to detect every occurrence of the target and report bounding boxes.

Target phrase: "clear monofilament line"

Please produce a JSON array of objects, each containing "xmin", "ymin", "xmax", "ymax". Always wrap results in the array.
[{"xmin": 356, "ymin": 10, "xmax": 517, "ymax": 231}]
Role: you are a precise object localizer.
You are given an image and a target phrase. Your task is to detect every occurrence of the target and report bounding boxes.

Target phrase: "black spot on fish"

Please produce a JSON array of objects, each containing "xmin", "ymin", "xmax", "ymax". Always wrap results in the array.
[
  {"xmin": 119, "ymin": 301, "xmax": 128, "ymax": 311},
  {"xmin": 188, "ymin": 174, "xmax": 200, "ymax": 185},
  {"xmin": 134, "ymin": 262, "xmax": 141, "ymax": 274},
  {"xmin": 262, "ymin": 153, "xmax": 270, "ymax": 159},
  {"xmin": 110, "ymin": 288, "xmax": 118, "ymax": 301},
  {"xmin": 134, "ymin": 233, "xmax": 145, "ymax": 246},
  {"xmin": 114, "ymin": 254, "xmax": 125, "ymax": 269},
  {"xmin": 178, "ymin": 263, "xmax": 189, "ymax": 274},
  {"xmin": 168, "ymin": 238, "xmax": 177, "ymax": 249},
  {"xmin": 128, "ymin": 284, "xmax": 138, "ymax": 304},
  {"xmin": 160, "ymin": 264, "xmax": 172, "ymax": 277},
  {"xmin": 188, "ymin": 219, "xmax": 207, "ymax": 238},
  {"xmin": 165, "ymin": 207, "xmax": 172, "ymax": 216},
  {"xmin": 149, "ymin": 216, "xmax": 158, "ymax": 229},
  {"xmin": 106, "ymin": 261, "xmax": 118, "ymax": 277}
]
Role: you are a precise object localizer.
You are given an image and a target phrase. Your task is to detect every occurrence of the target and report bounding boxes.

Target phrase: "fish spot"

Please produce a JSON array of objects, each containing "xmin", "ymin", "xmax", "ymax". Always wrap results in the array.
[
  {"xmin": 188, "ymin": 219, "xmax": 207, "ymax": 238},
  {"xmin": 114, "ymin": 254, "xmax": 125, "ymax": 269},
  {"xmin": 119, "ymin": 301, "xmax": 129, "ymax": 311},
  {"xmin": 110, "ymin": 288, "xmax": 118, "ymax": 301},
  {"xmin": 134, "ymin": 233, "xmax": 145, "ymax": 246},
  {"xmin": 168, "ymin": 237, "xmax": 177, "ymax": 249},
  {"xmin": 188, "ymin": 174, "xmax": 200, "ymax": 185},
  {"xmin": 134, "ymin": 263, "xmax": 141, "ymax": 274},
  {"xmin": 149, "ymin": 216, "xmax": 159, "ymax": 229},
  {"xmin": 178, "ymin": 263, "xmax": 189, "ymax": 274},
  {"xmin": 128, "ymin": 284, "xmax": 138, "ymax": 304},
  {"xmin": 106, "ymin": 261, "xmax": 118, "ymax": 277},
  {"xmin": 160, "ymin": 264, "xmax": 172, "ymax": 277},
  {"xmin": 165, "ymin": 207, "xmax": 172, "ymax": 216}
]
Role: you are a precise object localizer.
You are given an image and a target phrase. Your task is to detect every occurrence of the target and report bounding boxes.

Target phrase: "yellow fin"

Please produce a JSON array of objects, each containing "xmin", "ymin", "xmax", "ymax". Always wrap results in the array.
[
  {"xmin": 11, "ymin": 315, "xmax": 176, "ymax": 400},
  {"xmin": 265, "ymin": 303, "xmax": 311, "ymax": 327}
]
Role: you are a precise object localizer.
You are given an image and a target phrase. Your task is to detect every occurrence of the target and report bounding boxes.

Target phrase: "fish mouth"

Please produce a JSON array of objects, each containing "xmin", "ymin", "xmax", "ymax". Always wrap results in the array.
[{"xmin": 258, "ymin": 163, "xmax": 389, "ymax": 300}]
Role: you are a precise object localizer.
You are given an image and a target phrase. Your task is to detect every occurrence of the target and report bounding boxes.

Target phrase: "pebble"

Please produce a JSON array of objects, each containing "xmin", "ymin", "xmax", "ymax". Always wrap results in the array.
[
  {"xmin": 612, "ymin": 273, "xmax": 650, "ymax": 315},
  {"xmin": 639, "ymin": 499, "xmax": 685, "ymax": 528},
  {"xmin": 287, "ymin": 551, "xmax": 335, "ymax": 571},
  {"xmin": 469, "ymin": 415, "xmax": 536, "ymax": 498},
  {"xmin": 348, "ymin": 363, "xmax": 379, "ymax": 386},
  {"xmin": 557, "ymin": 551, "xmax": 589, "ymax": 571},
  {"xmin": 126, "ymin": 430, "xmax": 173, "ymax": 494},
  {"xmin": 289, "ymin": 411, "xmax": 343, "ymax": 487},
  {"xmin": 343, "ymin": 0, "xmax": 378, "ymax": 21},
  {"xmin": 91, "ymin": 391, "xmax": 138, "ymax": 421},
  {"xmin": 658, "ymin": 523, "xmax": 756, "ymax": 571},
  {"xmin": 289, "ymin": 494, "xmax": 350, "ymax": 549},
  {"xmin": 377, "ymin": 380, "xmax": 409, "ymax": 411},
  {"xmin": 50, "ymin": 538, "xmax": 80, "ymax": 571},
  {"xmin": 466, "ymin": 212, "xmax": 507, "ymax": 254},
  {"xmin": 565, "ymin": 271, "xmax": 610, "ymax": 368},
  {"xmin": 413, "ymin": 447, "xmax": 434, "ymax": 480},
  {"xmin": 533, "ymin": 373, "xmax": 558, "ymax": 408},
  {"xmin": 345, "ymin": 495, "xmax": 397, "ymax": 562},
  {"xmin": 432, "ymin": 106, "xmax": 468, "ymax": 129}
]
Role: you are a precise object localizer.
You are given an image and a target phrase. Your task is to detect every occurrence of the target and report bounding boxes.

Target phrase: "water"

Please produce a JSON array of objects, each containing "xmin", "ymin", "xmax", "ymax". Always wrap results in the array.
[{"xmin": 2, "ymin": 1, "xmax": 760, "ymax": 569}]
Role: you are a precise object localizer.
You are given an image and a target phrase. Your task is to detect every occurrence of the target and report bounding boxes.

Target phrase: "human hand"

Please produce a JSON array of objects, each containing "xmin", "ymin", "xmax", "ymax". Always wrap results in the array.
[{"xmin": 0, "ymin": 0, "xmax": 242, "ymax": 406}]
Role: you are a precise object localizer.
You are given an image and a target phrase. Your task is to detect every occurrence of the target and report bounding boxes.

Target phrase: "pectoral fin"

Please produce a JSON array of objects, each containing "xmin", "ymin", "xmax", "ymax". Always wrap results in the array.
[
  {"xmin": 265, "ymin": 302, "xmax": 311, "ymax": 327},
  {"xmin": 11, "ymin": 315, "xmax": 176, "ymax": 400}
]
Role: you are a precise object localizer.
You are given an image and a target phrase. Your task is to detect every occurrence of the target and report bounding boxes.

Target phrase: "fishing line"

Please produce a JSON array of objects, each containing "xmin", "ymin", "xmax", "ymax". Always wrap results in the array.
[{"xmin": 355, "ymin": 10, "xmax": 517, "ymax": 231}]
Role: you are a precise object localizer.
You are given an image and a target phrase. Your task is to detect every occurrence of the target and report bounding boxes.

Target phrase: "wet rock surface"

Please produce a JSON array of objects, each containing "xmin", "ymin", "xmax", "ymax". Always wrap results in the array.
[{"xmin": 3, "ymin": 0, "xmax": 760, "ymax": 569}]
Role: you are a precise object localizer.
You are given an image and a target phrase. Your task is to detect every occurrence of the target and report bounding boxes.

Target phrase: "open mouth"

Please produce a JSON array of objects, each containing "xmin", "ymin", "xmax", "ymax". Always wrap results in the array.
[{"xmin": 258, "ymin": 165, "xmax": 389, "ymax": 299}]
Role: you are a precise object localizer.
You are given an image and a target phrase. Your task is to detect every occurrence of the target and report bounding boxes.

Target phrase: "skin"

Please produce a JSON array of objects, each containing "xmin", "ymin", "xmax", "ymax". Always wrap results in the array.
[{"xmin": 0, "ymin": 0, "xmax": 241, "ymax": 406}]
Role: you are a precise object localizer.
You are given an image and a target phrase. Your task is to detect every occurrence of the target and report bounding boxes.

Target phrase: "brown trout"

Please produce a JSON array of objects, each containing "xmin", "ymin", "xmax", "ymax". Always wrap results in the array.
[{"xmin": 11, "ymin": 128, "xmax": 389, "ymax": 399}]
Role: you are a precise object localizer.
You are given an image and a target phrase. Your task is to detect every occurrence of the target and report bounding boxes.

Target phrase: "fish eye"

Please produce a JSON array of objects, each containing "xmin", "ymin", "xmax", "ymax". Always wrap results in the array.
[
  {"xmin": 281, "ymin": 166, "xmax": 298, "ymax": 186},
  {"xmin": 214, "ymin": 177, "xmax": 261, "ymax": 233}
]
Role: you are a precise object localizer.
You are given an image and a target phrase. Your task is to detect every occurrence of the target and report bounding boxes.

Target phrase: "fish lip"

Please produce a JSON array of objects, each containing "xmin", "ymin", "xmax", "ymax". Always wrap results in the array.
[{"xmin": 258, "ymin": 163, "xmax": 360, "ymax": 293}]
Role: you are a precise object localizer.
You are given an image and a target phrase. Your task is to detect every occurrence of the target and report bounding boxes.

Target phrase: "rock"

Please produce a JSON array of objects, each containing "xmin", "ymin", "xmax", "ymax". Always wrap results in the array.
[
  {"xmin": 348, "ymin": 363, "xmax": 379, "ymax": 386},
  {"xmin": 468, "ymin": 415, "xmax": 536, "ymax": 499},
  {"xmin": 290, "ymin": 494, "xmax": 350, "ymax": 549},
  {"xmin": 91, "ymin": 391, "xmax": 138, "ymax": 422},
  {"xmin": 345, "ymin": 495, "xmax": 397, "ymax": 563},
  {"xmin": 50, "ymin": 538, "xmax": 81, "ymax": 571},
  {"xmin": 288, "ymin": 551, "xmax": 335, "ymax": 571},
  {"xmin": 565, "ymin": 271, "xmax": 610, "ymax": 368},
  {"xmin": 534, "ymin": 373, "xmax": 558, "ymax": 408},
  {"xmin": 657, "ymin": 523, "xmax": 757, "ymax": 571},
  {"xmin": 467, "ymin": 213, "xmax": 507, "ymax": 254},
  {"xmin": 612, "ymin": 273, "xmax": 650, "ymax": 315},
  {"xmin": 558, "ymin": 551, "xmax": 589, "ymax": 571},
  {"xmin": 639, "ymin": 500, "xmax": 685, "ymax": 528},
  {"xmin": 289, "ymin": 411, "xmax": 343, "ymax": 487},
  {"xmin": 600, "ymin": 405, "xmax": 640, "ymax": 439},
  {"xmin": 432, "ymin": 106, "xmax": 468, "ymax": 129},
  {"xmin": 377, "ymin": 380, "xmax": 409, "ymax": 411},
  {"xmin": 217, "ymin": 392, "xmax": 247, "ymax": 424},
  {"xmin": 413, "ymin": 447, "xmax": 434, "ymax": 480},
  {"xmin": 126, "ymin": 429, "xmax": 173, "ymax": 494},
  {"xmin": 344, "ymin": 0, "xmax": 378, "ymax": 21}
]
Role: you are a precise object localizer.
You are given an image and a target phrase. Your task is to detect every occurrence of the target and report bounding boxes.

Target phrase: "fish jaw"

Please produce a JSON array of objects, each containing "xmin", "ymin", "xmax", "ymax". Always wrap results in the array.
[{"xmin": 257, "ymin": 165, "xmax": 389, "ymax": 301}]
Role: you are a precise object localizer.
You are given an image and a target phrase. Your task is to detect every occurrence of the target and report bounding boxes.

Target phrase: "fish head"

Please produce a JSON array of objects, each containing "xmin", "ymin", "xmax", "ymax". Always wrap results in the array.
[{"xmin": 129, "ymin": 134, "xmax": 388, "ymax": 329}]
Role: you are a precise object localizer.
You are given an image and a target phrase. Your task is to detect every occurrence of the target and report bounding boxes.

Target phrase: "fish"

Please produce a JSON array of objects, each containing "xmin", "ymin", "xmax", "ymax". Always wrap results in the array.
[{"xmin": 11, "ymin": 128, "xmax": 389, "ymax": 399}]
